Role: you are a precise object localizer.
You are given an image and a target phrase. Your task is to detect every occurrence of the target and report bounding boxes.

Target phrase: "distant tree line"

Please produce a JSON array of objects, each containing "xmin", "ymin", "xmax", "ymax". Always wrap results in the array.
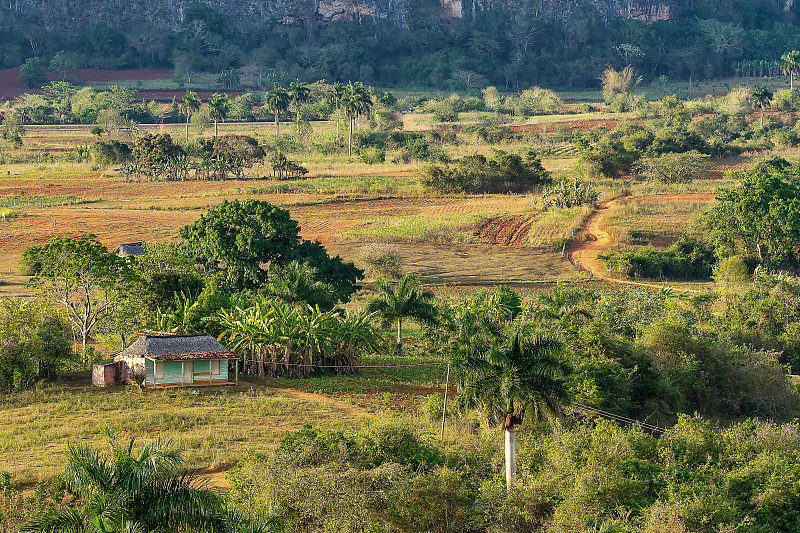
[{"xmin": 4, "ymin": 1, "xmax": 800, "ymax": 89}]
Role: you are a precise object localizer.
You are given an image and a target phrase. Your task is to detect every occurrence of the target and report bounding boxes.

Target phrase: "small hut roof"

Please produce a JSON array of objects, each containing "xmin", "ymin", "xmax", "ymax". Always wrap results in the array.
[
  {"xmin": 113, "ymin": 242, "xmax": 146, "ymax": 257},
  {"xmin": 119, "ymin": 333, "xmax": 237, "ymax": 361}
]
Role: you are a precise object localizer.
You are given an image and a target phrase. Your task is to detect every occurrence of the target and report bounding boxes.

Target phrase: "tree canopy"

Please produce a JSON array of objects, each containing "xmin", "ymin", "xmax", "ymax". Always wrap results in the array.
[
  {"xmin": 179, "ymin": 199, "xmax": 362, "ymax": 300},
  {"xmin": 709, "ymin": 158, "xmax": 800, "ymax": 267},
  {"xmin": 23, "ymin": 235, "xmax": 137, "ymax": 357}
]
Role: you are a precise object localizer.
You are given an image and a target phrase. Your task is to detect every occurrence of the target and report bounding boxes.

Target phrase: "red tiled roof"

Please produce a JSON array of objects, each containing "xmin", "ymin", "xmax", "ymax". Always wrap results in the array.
[{"xmin": 145, "ymin": 350, "xmax": 237, "ymax": 361}]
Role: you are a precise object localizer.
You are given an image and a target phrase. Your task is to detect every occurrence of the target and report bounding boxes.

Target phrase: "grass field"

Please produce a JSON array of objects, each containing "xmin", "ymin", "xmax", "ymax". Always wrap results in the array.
[
  {"xmin": 0, "ymin": 108, "xmax": 758, "ymax": 302},
  {"xmin": 1, "ymin": 351, "xmax": 457, "ymax": 486},
  {"xmin": 603, "ymin": 195, "xmax": 716, "ymax": 248}
]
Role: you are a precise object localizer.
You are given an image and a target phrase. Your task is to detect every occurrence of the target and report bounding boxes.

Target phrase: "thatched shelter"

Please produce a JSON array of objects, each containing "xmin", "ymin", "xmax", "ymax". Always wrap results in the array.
[{"xmin": 115, "ymin": 333, "xmax": 238, "ymax": 388}]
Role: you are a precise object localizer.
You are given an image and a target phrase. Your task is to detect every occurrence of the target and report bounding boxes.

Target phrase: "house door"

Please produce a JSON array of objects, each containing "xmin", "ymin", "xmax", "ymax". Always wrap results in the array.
[
  {"xmin": 193, "ymin": 360, "xmax": 211, "ymax": 381},
  {"xmin": 183, "ymin": 361, "xmax": 193, "ymax": 384}
]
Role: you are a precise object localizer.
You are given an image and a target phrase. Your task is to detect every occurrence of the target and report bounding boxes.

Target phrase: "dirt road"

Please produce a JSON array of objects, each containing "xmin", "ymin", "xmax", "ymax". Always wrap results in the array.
[{"xmin": 567, "ymin": 195, "xmax": 715, "ymax": 292}]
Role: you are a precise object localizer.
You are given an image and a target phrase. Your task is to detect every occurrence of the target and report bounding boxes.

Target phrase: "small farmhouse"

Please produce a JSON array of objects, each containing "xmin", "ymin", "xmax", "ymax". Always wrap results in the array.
[{"xmin": 115, "ymin": 333, "xmax": 238, "ymax": 388}]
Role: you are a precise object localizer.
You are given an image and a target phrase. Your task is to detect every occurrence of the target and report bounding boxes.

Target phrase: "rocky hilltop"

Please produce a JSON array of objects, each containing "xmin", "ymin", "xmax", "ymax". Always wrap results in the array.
[{"xmin": 2, "ymin": 0, "xmax": 793, "ymax": 31}]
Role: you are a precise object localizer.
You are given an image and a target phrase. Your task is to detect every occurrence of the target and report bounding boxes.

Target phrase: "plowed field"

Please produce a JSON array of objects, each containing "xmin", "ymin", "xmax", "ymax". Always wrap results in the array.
[{"xmin": 473, "ymin": 215, "xmax": 535, "ymax": 245}]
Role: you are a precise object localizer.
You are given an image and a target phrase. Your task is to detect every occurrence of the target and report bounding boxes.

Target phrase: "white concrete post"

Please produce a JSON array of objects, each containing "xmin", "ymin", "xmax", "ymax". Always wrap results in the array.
[{"xmin": 505, "ymin": 428, "xmax": 516, "ymax": 491}]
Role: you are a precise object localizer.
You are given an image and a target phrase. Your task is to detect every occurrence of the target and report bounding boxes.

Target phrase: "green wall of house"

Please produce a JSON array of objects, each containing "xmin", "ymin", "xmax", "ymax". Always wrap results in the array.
[{"xmin": 145, "ymin": 358, "xmax": 229, "ymax": 386}]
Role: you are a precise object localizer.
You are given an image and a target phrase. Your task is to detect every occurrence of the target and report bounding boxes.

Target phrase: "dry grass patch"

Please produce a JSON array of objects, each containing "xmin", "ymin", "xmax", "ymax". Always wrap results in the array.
[
  {"xmin": 1, "ymin": 375, "xmax": 365, "ymax": 484},
  {"xmin": 604, "ymin": 196, "xmax": 715, "ymax": 247},
  {"xmin": 526, "ymin": 205, "xmax": 593, "ymax": 249}
]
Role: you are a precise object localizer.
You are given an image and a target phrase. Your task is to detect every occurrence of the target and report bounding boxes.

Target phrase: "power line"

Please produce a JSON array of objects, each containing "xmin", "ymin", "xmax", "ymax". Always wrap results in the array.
[
  {"xmin": 239, "ymin": 359, "xmax": 449, "ymax": 370},
  {"xmin": 571, "ymin": 402, "xmax": 666, "ymax": 434},
  {"xmin": 237, "ymin": 357, "xmax": 667, "ymax": 433}
]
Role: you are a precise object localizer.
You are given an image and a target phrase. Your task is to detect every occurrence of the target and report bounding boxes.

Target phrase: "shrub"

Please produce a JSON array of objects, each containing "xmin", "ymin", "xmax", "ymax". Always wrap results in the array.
[
  {"xmin": 357, "ymin": 147, "xmax": 385, "ymax": 164},
  {"xmin": 357, "ymin": 244, "xmax": 403, "ymax": 279},
  {"xmin": 542, "ymin": 178, "xmax": 599, "ymax": 208},
  {"xmin": 90, "ymin": 139, "xmax": 132, "ymax": 166},
  {"xmin": 419, "ymin": 149, "xmax": 550, "ymax": 194},
  {"xmin": 633, "ymin": 151, "xmax": 712, "ymax": 183},
  {"xmin": 599, "ymin": 236, "xmax": 716, "ymax": 281},
  {"xmin": 510, "ymin": 86, "xmax": 563, "ymax": 116}
]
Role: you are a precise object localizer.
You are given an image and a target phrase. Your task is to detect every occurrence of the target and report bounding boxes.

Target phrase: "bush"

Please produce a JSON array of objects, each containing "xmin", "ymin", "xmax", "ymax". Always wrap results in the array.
[
  {"xmin": 357, "ymin": 244, "xmax": 403, "ymax": 279},
  {"xmin": 357, "ymin": 147, "xmax": 385, "ymax": 164},
  {"xmin": 633, "ymin": 150, "xmax": 712, "ymax": 183},
  {"xmin": 90, "ymin": 139, "xmax": 132, "ymax": 166},
  {"xmin": 0, "ymin": 299, "xmax": 74, "ymax": 391},
  {"xmin": 542, "ymin": 178, "xmax": 599, "ymax": 208},
  {"xmin": 419, "ymin": 149, "xmax": 550, "ymax": 194},
  {"xmin": 228, "ymin": 422, "xmax": 481, "ymax": 533},
  {"xmin": 599, "ymin": 236, "xmax": 716, "ymax": 280}
]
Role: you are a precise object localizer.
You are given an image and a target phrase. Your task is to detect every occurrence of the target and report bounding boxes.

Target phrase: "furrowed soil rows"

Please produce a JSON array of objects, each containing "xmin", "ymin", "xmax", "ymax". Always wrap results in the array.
[
  {"xmin": 289, "ymin": 196, "xmax": 533, "ymax": 220},
  {"xmin": 473, "ymin": 215, "xmax": 536, "ymax": 245}
]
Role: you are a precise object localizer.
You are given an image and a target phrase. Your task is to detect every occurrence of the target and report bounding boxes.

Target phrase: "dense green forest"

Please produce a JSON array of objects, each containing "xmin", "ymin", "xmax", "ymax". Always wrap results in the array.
[{"xmin": 4, "ymin": 0, "xmax": 800, "ymax": 88}]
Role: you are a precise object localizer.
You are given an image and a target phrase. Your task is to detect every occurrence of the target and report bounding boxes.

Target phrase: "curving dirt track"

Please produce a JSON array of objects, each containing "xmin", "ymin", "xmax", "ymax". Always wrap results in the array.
[
  {"xmin": 567, "ymin": 194, "xmax": 716, "ymax": 291},
  {"xmin": 568, "ymin": 201, "xmax": 612, "ymax": 276},
  {"xmin": 193, "ymin": 387, "xmax": 369, "ymax": 491}
]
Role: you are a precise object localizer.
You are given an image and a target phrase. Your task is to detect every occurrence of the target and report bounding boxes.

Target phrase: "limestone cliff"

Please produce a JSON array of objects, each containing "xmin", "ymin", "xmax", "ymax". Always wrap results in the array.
[{"xmin": 0, "ymin": 0, "xmax": 792, "ymax": 31}]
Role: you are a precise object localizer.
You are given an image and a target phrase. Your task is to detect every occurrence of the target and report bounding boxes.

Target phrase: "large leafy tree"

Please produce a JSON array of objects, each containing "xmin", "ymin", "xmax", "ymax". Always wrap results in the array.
[
  {"xmin": 453, "ymin": 318, "xmax": 571, "ymax": 490},
  {"xmin": 23, "ymin": 235, "xmax": 138, "ymax": 359},
  {"xmin": 21, "ymin": 429, "xmax": 224, "ymax": 533},
  {"xmin": 0, "ymin": 298, "xmax": 72, "ymax": 391},
  {"xmin": 179, "ymin": 199, "xmax": 362, "ymax": 300},
  {"xmin": 208, "ymin": 93, "xmax": 231, "ymax": 137},
  {"xmin": 708, "ymin": 158, "xmax": 800, "ymax": 267},
  {"xmin": 366, "ymin": 273, "xmax": 437, "ymax": 347},
  {"xmin": 200, "ymin": 135, "xmax": 265, "ymax": 179},
  {"xmin": 18, "ymin": 57, "xmax": 47, "ymax": 89}
]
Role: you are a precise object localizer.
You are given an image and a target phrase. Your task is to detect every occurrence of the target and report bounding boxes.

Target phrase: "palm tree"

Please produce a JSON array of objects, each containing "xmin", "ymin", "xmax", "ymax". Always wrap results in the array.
[
  {"xmin": 208, "ymin": 93, "xmax": 231, "ymax": 137},
  {"xmin": 752, "ymin": 84, "xmax": 773, "ymax": 129},
  {"xmin": 781, "ymin": 50, "xmax": 800, "ymax": 90},
  {"xmin": 532, "ymin": 280, "xmax": 595, "ymax": 324},
  {"xmin": 454, "ymin": 321, "xmax": 571, "ymax": 491},
  {"xmin": 343, "ymin": 81, "xmax": 372, "ymax": 158},
  {"xmin": 287, "ymin": 81, "xmax": 311, "ymax": 138},
  {"xmin": 21, "ymin": 428, "xmax": 223, "ymax": 533},
  {"xmin": 262, "ymin": 261, "xmax": 336, "ymax": 311},
  {"xmin": 328, "ymin": 81, "xmax": 346, "ymax": 147},
  {"xmin": 265, "ymin": 86, "xmax": 289, "ymax": 137},
  {"xmin": 366, "ymin": 273, "xmax": 437, "ymax": 349},
  {"xmin": 181, "ymin": 90, "xmax": 202, "ymax": 142}
]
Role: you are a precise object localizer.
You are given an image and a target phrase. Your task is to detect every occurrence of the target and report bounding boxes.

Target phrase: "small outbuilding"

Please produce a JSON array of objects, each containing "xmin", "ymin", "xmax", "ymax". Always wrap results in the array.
[
  {"xmin": 92, "ymin": 361, "xmax": 126, "ymax": 387},
  {"xmin": 113, "ymin": 242, "xmax": 146, "ymax": 257},
  {"xmin": 115, "ymin": 333, "xmax": 238, "ymax": 388}
]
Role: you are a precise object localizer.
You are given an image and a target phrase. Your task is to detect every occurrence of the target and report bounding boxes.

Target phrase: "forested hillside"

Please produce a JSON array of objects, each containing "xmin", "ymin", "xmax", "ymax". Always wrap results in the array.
[{"xmin": 3, "ymin": 0, "xmax": 800, "ymax": 88}]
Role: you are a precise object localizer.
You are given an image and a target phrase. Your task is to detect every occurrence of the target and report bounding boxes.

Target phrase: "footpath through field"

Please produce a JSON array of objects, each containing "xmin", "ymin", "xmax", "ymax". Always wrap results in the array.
[{"xmin": 568, "ymin": 194, "xmax": 715, "ymax": 293}]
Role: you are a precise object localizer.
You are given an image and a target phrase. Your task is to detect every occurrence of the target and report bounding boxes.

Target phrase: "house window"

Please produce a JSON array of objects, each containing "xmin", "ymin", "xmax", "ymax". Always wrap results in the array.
[
  {"xmin": 211, "ymin": 360, "xmax": 220, "ymax": 375},
  {"xmin": 155, "ymin": 362, "xmax": 164, "ymax": 379}
]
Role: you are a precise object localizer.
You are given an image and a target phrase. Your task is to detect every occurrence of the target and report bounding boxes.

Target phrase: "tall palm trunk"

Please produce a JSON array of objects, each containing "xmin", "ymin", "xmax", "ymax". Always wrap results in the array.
[
  {"xmin": 275, "ymin": 112, "xmax": 280, "ymax": 137},
  {"xmin": 214, "ymin": 120, "xmax": 218, "ymax": 137},
  {"xmin": 348, "ymin": 115, "xmax": 354, "ymax": 158},
  {"xmin": 185, "ymin": 113, "xmax": 190, "ymax": 142},
  {"xmin": 505, "ymin": 427, "xmax": 516, "ymax": 490},
  {"xmin": 396, "ymin": 317, "xmax": 402, "ymax": 343}
]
